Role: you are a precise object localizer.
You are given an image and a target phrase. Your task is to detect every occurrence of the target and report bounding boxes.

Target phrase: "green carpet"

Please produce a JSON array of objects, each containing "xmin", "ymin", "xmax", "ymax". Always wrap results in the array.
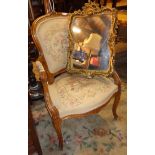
[{"xmin": 31, "ymin": 80, "xmax": 127, "ymax": 155}]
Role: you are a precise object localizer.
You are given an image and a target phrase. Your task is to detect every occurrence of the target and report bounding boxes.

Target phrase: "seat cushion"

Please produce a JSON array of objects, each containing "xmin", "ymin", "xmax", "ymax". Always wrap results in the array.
[{"xmin": 48, "ymin": 73, "xmax": 118, "ymax": 118}]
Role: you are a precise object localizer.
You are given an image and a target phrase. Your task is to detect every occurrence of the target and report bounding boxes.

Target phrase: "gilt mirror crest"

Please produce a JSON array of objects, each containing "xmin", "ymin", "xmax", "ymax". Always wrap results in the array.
[{"xmin": 67, "ymin": 1, "xmax": 117, "ymax": 77}]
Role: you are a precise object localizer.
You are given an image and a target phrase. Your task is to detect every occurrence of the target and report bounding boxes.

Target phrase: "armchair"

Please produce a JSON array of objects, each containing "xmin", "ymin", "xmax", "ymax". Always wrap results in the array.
[{"xmin": 31, "ymin": 11, "xmax": 121, "ymax": 150}]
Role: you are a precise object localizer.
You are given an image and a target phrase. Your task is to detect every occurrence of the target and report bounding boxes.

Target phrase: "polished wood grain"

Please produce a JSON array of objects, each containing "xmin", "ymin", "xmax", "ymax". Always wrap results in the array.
[{"xmin": 31, "ymin": 12, "xmax": 121, "ymax": 150}]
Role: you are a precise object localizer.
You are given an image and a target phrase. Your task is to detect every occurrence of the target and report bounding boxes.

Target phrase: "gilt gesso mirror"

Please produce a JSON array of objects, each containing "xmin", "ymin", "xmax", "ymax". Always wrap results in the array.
[{"xmin": 67, "ymin": 2, "xmax": 117, "ymax": 77}]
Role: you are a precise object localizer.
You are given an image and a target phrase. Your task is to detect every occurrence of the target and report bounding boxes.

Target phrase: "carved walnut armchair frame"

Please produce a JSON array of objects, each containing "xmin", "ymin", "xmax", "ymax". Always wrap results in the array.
[{"xmin": 31, "ymin": 9, "xmax": 121, "ymax": 151}]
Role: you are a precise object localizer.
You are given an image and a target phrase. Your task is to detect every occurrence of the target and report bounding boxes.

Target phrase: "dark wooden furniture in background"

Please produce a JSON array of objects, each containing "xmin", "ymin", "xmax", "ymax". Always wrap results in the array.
[
  {"xmin": 102, "ymin": 0, "xmax": 117, "ymax": 7},
  {"xmin": 29, "ymin": 0, "xmax": 44, "ymax": 100},
  {"xmin": 43, "ymin": 0, "xmax": 89, "ymax": 13},
  {"xmin": 28, "ymin": 97, "xmax": 42, "ymax": 155},
  {"xmin": 115, "ymin": 10, "xmax": 127, "ymax": 81}
]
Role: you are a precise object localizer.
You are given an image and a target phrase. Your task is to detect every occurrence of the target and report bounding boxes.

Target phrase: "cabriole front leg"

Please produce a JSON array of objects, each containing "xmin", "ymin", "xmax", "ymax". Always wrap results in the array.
[{"xmin": 52, "ymin": 117, "xmax": 63, "ymax": 150}]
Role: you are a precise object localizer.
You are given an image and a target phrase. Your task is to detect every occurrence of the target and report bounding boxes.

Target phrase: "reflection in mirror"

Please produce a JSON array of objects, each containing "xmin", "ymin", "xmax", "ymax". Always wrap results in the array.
[{"xmin": 70, "ymin": 14, "xmax": 112, "ymax": 71}]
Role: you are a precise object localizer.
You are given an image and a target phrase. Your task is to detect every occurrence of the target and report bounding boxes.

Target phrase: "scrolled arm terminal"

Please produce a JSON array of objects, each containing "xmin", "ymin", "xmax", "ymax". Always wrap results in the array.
[{"xmin": 35, "ymin": 60, "xmax": 47, "ymax": 82}]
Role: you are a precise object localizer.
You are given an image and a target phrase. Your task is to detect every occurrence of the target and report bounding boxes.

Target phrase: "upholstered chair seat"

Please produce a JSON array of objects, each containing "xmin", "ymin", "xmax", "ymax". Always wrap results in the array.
[{"xmin": 48, "ymin": 73, "xmax": 118, "ymax": 118}]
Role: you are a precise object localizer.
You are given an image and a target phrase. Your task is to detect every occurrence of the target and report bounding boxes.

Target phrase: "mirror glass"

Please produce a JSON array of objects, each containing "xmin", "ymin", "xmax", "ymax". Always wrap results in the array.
[{"xmin": 70, "ymin": 13, "xmax": 112, "ymax": 71}]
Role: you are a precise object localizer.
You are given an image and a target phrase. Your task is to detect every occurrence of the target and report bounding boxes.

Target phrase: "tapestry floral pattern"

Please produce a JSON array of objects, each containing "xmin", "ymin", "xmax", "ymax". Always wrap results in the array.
[
  {"xmin": 49, "ymin": 74, "xmax": 117, "ymax": 109},
  {"xmin": 42, "ymin": 30, "xmax": 68, "ymax": 71},
  {"xmin": 37, "ymin": 17, "xmax": 69, "ymax": 73}
]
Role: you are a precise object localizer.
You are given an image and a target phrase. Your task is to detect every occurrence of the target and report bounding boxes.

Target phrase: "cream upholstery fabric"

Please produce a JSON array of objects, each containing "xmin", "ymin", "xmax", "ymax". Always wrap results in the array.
[
  {"xmin": 36, "ymin": 16, "xmax": 69, "ymax": 73},
  {"xmin": 48, "ymin": 73, "xmax": 118, "ymax": 118}
]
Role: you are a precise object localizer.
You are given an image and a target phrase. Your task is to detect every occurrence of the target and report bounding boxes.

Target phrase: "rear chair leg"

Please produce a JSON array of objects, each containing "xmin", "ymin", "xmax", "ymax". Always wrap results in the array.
[{"xmin": 112, "ymin": 91, "xmax": 121, "ymax": 120}]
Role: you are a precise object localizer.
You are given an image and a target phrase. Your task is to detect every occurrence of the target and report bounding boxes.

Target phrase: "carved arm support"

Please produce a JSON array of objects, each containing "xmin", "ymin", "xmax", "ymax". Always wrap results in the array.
[{"xmin": 35, "ymin": 60, "xmax": 61, "ymax": 121}]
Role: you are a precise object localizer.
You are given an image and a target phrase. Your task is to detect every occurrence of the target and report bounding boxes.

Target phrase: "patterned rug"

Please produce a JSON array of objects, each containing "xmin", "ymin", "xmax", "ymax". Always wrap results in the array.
[{"xmin": 31, "ymin": 80, "xmax": 127, "ymax": 155}]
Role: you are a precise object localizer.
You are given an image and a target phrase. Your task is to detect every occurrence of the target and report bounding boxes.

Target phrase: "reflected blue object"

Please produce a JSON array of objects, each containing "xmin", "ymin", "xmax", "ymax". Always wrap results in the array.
[{"xmin": 72, "ymin": 50, "xmax": 87, "ymax": 62}]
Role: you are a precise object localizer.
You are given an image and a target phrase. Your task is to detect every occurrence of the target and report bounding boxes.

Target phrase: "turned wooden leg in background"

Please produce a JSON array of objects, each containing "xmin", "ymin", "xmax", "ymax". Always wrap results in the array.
[
  {"xmin": 103, "ymin": 0, "xmax": 107, "ymax": 6},
  {"xmin": 101, "ymin": 0, "xmax": 117, "ymax": 8},
  {"xmin": 112, "ymin": 0, "xmax": 117, "ymax": 8}
]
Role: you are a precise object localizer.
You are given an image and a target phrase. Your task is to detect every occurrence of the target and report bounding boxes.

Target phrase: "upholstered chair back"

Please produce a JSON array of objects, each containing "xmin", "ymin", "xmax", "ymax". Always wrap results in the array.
[{"xmin": 32, "ymin": 14, "xmax": 69, "ymax": 74}]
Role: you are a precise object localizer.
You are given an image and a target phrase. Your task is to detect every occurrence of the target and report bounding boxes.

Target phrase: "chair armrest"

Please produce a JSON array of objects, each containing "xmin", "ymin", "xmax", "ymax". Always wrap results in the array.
[{"xmin": 35, "ymin": 61, "xmax": 61, "ymax": 119}]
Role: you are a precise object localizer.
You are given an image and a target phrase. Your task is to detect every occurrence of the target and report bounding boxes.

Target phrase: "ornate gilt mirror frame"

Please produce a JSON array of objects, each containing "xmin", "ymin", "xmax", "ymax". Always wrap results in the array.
[{"xmin": 67, "ymin": 2, "xmax": 118, "ymax": 77}]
